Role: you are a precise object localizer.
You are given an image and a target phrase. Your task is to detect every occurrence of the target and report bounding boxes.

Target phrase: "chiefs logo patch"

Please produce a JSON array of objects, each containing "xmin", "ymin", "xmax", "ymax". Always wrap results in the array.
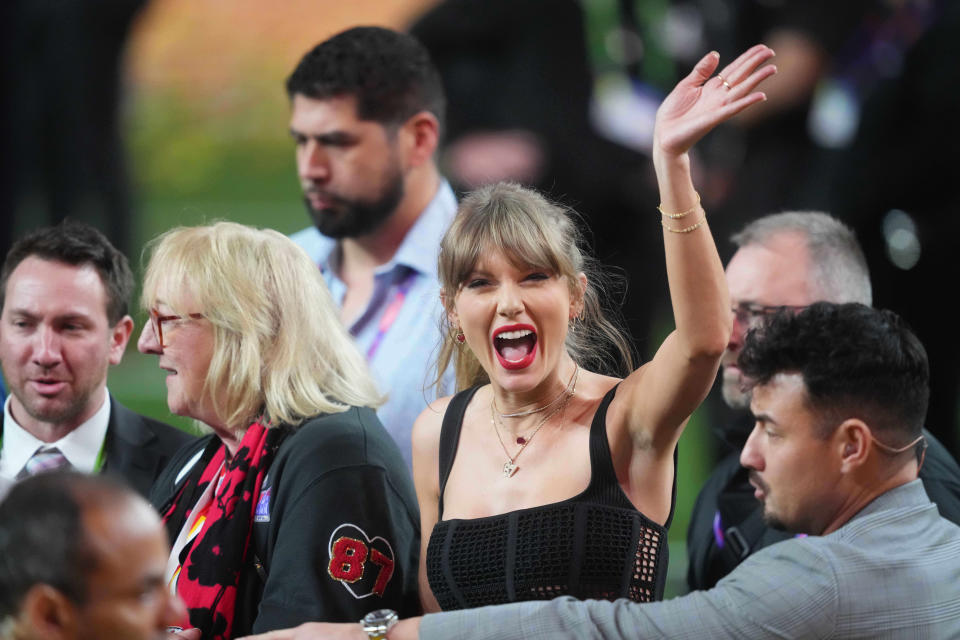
[{"xmin": 327, "ymin": 523, "xmax": 396, "ymax": 598}]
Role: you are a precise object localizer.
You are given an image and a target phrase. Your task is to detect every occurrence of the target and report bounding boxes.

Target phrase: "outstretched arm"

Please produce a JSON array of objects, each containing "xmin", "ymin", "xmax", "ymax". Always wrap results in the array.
[{"xmin": 614, "ymin": 46, "xmax": 777, "ymax": 456}]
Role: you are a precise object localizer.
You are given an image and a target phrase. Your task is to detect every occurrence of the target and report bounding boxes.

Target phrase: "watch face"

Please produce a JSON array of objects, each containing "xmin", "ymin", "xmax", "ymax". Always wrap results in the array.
[{"xmin": 363, "ymin": 608, "xmax": 399, "ymax": 634}]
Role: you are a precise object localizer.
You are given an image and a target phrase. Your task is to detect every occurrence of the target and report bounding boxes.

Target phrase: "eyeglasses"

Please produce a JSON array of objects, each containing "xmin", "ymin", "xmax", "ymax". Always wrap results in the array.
[
  {"xmin": 731, "ymin": 302, "xmax": 807, "ymax": 330},
  {"xmin": 149, "ymin": 308, "xmax": 203, "ymax": 349}
]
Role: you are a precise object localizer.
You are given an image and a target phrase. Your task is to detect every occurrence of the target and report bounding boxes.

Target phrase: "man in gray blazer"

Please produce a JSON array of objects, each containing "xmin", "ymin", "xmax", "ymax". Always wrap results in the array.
[
  {"xmin": 687, "ymin": 212, "xmax": 960, "ymax": 591},
  {"xmin": 251, "ymin": 303, "xmax": 960, "ymax": 639},
  {"xmin": 0, "ymin": 222, "xmax": 192, "ymax": 500}
]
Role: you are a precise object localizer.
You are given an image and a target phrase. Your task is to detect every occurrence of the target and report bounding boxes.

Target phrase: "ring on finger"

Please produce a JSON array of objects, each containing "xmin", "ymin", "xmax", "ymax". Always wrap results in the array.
[{"xmin": 717, "ymin": 74, "xmax": 733, "ymax": 90}]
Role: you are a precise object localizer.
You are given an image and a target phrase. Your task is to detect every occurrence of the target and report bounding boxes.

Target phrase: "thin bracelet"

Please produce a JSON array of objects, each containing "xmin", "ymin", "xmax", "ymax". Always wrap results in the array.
[
  {"xmin": 658, "ymin": 191, "xmax": 701, "ymax": 219},
  {"xmin": 662, "ymin": 216, "xmax": 705, "ymax": 234}
]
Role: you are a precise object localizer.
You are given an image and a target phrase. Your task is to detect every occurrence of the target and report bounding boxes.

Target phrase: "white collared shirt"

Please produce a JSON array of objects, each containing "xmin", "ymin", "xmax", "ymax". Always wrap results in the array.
[{"xmin": 0, "ymin": 391, "xmax": 112, "ymax": 481}]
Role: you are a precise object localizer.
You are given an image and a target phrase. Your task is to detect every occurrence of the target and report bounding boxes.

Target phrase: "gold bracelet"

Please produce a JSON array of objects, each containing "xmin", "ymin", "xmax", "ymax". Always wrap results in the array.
[
  {"xmin": 658, "ymin": 191, "xmax": 701, "ymax": 219},
  {"xmin": 661, "ymin": 215, "xmax": 705, "ymax": 234}
]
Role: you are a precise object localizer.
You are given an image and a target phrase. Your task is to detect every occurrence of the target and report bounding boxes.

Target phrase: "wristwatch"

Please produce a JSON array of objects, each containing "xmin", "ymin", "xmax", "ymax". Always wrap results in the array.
[{"xmin": 361, "ymin": 609, "xmax": 398, "ymax": 640}]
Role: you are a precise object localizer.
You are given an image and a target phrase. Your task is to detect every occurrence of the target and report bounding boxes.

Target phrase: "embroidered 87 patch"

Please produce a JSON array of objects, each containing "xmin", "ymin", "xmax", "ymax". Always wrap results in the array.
[{"xmin": 326, "ymin": 523, "xmax": 396, "ymax": 598}]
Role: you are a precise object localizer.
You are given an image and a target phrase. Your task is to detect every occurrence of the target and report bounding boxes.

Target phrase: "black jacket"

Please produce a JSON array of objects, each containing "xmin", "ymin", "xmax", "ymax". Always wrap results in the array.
[{"xmin": 150, "ymin": 407, "xmax": 421, "ymax": 637}]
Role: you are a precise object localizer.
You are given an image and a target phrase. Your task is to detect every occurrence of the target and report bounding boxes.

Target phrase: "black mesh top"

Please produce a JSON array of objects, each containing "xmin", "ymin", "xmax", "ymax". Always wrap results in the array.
[{"xmin": 426, "ymin": 384, "xmax": 675, "ymax": 611}]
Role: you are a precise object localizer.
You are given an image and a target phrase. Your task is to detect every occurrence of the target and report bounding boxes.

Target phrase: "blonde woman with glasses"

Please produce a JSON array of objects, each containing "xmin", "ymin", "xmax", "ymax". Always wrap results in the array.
[{"xmin": 138, "ymin": 222, "xmax": 421, "ymax": 639}]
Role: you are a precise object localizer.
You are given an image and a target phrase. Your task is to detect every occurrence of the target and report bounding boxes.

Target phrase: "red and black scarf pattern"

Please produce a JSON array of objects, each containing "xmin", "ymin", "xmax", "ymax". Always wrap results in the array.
[{"xmin": 161, "ymin": 421, "xmax": 287, "ymax": 639}]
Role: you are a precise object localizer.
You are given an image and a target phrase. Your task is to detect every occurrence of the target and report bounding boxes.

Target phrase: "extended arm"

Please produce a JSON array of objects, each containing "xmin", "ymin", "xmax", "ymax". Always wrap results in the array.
[
  {"xmin": 418, "ymin": 539, "xmax": 836, "ymax": 640},
  {"xmin": 614, "ymin": 46, "xmax": 776, "ymax": 454},
  {"xmin": 238, "ymin": 541, "xmax": 835, "ymax": 640}
]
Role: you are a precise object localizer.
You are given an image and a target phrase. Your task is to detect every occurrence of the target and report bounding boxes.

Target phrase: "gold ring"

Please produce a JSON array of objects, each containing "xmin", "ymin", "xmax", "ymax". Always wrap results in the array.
[{"xmin": 717, "ymin": 74, "xmax": 731, "ymax": 90}]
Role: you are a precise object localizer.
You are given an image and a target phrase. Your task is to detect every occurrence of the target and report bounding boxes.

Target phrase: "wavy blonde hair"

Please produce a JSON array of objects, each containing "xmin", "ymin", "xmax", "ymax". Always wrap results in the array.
[
  {"xmin": 141, "ymin": 222, "xmax": 382, "ymax": 432},
  {"xmin": 435, "ymin": 182, "xmax": 635, "ymax": 391}
]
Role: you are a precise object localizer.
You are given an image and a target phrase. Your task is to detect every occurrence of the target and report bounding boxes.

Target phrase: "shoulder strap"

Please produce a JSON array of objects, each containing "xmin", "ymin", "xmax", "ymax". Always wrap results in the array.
[
  {"xmin": 437, "ymin": 386, "xmax": 482, "ymax": 518},
  {"xmin": 584, "ymin": 384, "xmax": 680, "ymax": 527},
  {"xmin": 717, "ymin": 503, "xmax": 769, "ymax": 571},
  {"xmin": 584, "ymin": 384, "xmax": 626, "ymax": 503}
]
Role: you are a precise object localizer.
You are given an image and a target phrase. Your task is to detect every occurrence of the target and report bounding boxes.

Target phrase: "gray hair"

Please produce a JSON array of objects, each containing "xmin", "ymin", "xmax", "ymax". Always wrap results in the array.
[{"xmin": 731, "ymin": 211, "xmax": 872, "ymax": 305}]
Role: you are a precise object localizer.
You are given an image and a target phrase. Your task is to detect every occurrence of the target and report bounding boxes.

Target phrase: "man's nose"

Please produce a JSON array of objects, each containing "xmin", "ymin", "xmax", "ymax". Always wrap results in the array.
[
  {"xmin": 728, "ymin": 307, "xmax": 749, "ymax": 352},
  {"xmin": 740, "ymin": 424, "xmax": 765, "ymax": 471},
  {"xmin": 299, "ymin": 139, "xmax": 330, "ymax": 181},
  {"xmin": 32, "ymin": 326, "xmax": 62, "ymax": 367}
]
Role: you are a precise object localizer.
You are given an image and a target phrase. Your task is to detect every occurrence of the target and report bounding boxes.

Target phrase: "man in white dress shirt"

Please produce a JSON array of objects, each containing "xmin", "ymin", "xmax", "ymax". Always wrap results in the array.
[{"xmin": 0, "ymin": 222, "xmax": 192, "ymax": 500}]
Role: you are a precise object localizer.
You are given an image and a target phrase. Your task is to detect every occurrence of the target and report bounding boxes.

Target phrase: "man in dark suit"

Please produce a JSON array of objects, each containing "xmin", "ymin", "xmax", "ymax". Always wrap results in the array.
[{"xmin": 0, "ymin": 221, "xmax": 192, "ymax": 499}]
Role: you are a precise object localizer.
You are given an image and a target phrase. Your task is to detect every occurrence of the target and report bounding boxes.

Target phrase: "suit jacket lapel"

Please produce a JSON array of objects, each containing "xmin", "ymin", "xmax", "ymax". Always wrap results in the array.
[{"xmin": 103, "ymin": 396, "xmax": 163, "ymax": 496}]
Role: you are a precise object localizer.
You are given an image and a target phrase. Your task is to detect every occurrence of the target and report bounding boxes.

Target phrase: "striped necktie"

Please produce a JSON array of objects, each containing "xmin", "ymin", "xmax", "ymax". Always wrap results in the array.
[{"xmin": 17, "ymin": 447, "xmax": 73, "ymax": 479}]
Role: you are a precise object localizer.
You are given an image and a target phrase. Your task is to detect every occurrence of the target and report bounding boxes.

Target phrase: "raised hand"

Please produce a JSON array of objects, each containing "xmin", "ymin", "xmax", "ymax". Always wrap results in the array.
[{"xmin": 654, "ymin": 45, "xmax": 777, "ymax": 158}]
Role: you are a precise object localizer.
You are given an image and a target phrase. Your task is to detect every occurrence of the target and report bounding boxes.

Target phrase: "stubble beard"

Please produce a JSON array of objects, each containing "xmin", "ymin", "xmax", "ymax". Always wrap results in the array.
[
  {"xmin": 11, "ymin": 383, "xmax": 96, "ymax": 434},
  {"xmin": 762, "ymin": 508, "xmax": 789, "ymax": 532}
]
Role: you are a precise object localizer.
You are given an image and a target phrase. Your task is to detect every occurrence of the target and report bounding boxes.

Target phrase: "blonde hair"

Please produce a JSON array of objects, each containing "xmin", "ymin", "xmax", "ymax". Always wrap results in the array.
[
  {"xmin": 436, "ymin": 182, "xmax": 635, "ymax": 391},
  {"xmin": 141, "ymin": 222, "xmax": 382, "ymax": 432}
]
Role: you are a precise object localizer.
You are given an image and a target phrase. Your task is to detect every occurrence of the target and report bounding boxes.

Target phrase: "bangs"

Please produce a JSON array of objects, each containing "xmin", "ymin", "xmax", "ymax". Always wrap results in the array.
[
  {"xmin": 141, "ymin": 228, "xmax": 210, "ymax": 315},
  {"xmin": 444, "ymin": 188, "xmax": 571, "ymax": 289}
]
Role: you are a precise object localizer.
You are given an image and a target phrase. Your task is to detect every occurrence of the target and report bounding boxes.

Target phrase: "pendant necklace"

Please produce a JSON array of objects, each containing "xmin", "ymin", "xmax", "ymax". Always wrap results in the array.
[{"xmin": 490, "ymin": 364, "xmax": 580, "ymax": 478}]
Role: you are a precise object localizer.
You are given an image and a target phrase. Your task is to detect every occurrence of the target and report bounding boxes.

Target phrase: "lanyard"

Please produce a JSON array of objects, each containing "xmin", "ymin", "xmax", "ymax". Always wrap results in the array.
[{"xmin": 365, "ymin": 270, "xmax": 418, "ymax": 361}]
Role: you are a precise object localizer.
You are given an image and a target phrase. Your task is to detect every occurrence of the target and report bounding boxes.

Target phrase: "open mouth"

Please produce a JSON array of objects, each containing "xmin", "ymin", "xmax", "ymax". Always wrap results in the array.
[
  {"xmin": 493, "ymin": 324, "xmax": 538, "ymax": 370},
  {"xmin": 30, "ymin": 378, "xmax": 66, "ymax": 395}
]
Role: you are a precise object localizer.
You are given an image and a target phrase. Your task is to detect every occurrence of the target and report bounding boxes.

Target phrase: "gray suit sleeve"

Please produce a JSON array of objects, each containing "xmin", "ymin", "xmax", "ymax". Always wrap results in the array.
[{"xmin": 419, "ymin": 539, "xmax": 838, "ymax": 640}]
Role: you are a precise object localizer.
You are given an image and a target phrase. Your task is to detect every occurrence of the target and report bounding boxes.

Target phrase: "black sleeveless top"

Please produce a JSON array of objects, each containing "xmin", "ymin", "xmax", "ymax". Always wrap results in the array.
[{"xmin": 426, "ymin": 384, "xmax": 675, "ymax": 611}]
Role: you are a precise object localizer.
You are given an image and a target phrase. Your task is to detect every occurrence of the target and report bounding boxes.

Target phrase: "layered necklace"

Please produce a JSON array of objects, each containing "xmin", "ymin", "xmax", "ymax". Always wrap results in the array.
[{"xmin": 491, "ymin": 363, "xmax": 580, "ymax": 478}]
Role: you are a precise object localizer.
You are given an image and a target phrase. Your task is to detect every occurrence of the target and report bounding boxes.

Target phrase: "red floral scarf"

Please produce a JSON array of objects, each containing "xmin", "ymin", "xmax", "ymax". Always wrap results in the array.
[{"xmin": 161, "ymin": 422, "xmax": 285, "ymax": 639}]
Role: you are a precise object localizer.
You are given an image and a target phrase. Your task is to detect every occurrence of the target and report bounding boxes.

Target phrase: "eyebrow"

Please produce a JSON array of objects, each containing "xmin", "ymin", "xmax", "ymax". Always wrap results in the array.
[
  {"xmin": 7, "ymin": 309, "xmax": 94, "ymax": 322},
  {"xmin": 289, "ymin": 128, "xmax": 358, "ymax": 144}
]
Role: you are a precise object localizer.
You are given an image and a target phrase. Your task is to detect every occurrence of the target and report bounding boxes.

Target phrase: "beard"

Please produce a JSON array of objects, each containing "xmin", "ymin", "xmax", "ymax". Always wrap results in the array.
[
  {"xmin": 721, "ymin": 363, "xmax": 752, "ymax": 410},
  {"xmin": 304, "ymin": 168, "xmax": 405, "ymax": 239}
]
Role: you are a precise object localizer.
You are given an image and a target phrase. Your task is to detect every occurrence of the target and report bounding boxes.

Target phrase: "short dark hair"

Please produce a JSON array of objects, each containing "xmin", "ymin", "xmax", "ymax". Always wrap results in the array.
[
  {"xmin": 0, "ymin": 221, "xmax": 133, "ymax": 325},
  {"xmin": 0, "ymin": 472, "xmax": 136, "ymax": 617},
  {"xmin": 739, "ymin": 302, "xmax": 929, "ymax": 444},
  {"xmin": 286, "ymin": 26, "xmax": 446, "ymax": 131}
]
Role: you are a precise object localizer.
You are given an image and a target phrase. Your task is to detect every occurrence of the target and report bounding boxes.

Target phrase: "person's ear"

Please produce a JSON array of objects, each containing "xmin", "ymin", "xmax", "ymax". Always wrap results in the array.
[
  {"xmin": 19, "ymin": 583, "xmax": 80, "ymax": 640},
  {"xmin": 569, "ymin": 273, "xmax": 587, "ymax": 321},
  {"xmin": 108, "ymin": 315, "xmax": 135, "ymax": 366},
  {"xmin": 837, "ymin": 419, "xmax": 870, "ymax": 473},
  {"xmin": 398, "ymin": 111, "xmax": 440, "ymax": 169}
]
